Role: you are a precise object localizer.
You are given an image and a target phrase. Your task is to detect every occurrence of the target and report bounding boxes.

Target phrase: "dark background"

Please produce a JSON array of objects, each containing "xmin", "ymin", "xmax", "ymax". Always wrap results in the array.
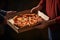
[
  {"xmin": 0, "ymin": 0, "xmax": 40, "ymax": 11},
  {"xmin": 0, "ymin": 0, "xmax": 48, "ymax": 40}
]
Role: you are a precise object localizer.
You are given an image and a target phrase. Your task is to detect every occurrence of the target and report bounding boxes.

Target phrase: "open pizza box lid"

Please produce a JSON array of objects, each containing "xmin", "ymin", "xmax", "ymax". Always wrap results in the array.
[
  {"xmin": 38, "ymin": 11, "xmax": 49, "ymax": 21},
  {"xmin": 7, "ymin": 10, "xmax": 49, "ymax": 33}
]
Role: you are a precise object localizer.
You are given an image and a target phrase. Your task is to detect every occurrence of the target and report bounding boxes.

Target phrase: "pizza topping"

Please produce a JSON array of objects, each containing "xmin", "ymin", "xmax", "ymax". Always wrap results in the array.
[{"xmin": 13, "ymin": 13, "xmax": 43, "ymax": 28}]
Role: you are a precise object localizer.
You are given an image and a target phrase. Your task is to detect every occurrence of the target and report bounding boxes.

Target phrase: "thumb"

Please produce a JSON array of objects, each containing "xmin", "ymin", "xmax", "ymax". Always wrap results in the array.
[
  {"xmin": 30, "ymin": 7, "xmax": 37, "ymax": 13},
  {"xmin": 30, "ymin": 8, "xmax": 34, "ymax": 13}
]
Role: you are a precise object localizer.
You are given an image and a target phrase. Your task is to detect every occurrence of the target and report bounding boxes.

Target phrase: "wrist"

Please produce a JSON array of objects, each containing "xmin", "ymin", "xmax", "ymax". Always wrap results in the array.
[
  {"xmin": 48, "ymin": 19, "xmax": 56, "ymax": 25},
  {"xmin": 52, "ymin": 19, "xmax": 56, "ymax": 24}
]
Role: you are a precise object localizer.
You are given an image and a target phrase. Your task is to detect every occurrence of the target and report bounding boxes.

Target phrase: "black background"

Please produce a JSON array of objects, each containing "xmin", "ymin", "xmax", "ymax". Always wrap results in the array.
[{"xmin": 0, "ymin": 0, "xmax": 40, "ymax": 11}]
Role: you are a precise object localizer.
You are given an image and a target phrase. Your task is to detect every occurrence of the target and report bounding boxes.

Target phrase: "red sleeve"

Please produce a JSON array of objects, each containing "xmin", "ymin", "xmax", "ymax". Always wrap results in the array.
[
  {"xmin": 38, "ymin": 0, "xmax": 45, "ymax": 5},
  {"xmin": 55, "ymin": 16, "xmax": 60, "ymax": 23},
  {"xmin": 37, "ymin": 0, "xmax": 46, "ymax": 10},
  {"xmin": 55, "ymin": 0, "xmax": 60, "ymax": 24}
]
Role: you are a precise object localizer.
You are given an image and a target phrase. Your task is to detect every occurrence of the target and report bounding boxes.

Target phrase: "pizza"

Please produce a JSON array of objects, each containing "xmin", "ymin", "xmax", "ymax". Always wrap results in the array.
[{"xmin": 13, "ymin": 13, "xmax": 43, "ymax": 28}]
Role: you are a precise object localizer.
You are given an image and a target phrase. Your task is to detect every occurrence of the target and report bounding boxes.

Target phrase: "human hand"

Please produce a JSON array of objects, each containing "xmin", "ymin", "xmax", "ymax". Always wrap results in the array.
[
  {"xmin": 31, "ymin": 5, "xmax": 40, "ymax": 13},
  {"xmin": 3, "ymin": 11, "xmax": 17, "ymax": 24},
  {"xmin": 6, "ymin": 11, "xmax": 16, "ymax": 17},
  {"xmin": 35, "ymin": 19, "xmax": 56, "ymax": 29}
]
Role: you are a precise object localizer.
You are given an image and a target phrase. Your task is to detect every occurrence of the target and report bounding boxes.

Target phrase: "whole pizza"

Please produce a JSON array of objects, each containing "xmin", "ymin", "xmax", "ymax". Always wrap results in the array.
[{"xmin": 13, "ymin": 13, "xmax": 43, "ymax": 28}]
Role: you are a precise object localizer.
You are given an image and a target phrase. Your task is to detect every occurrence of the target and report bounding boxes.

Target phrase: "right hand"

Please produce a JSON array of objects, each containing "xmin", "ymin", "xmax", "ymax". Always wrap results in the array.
[
  {"xmin": 31, "ymin": 5, "xmax": 40, "ymax": 13},
  {"xmin": 35, "ymin": 19, "xmax": 56, "ymax": 29}
]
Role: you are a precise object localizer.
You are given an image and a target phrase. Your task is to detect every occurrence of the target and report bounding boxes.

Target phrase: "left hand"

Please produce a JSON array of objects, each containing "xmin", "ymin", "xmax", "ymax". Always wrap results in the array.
[
  {"xmin": 3, "ymin": 11, "xmax": 17, "ymax": 25},
  {"xmin": 6, "ymin": 11, "xmax": 16, "ymax": 17},
  {"xmin": 35, "ymin": 19, "xmax": 56, "ymax": 29}
]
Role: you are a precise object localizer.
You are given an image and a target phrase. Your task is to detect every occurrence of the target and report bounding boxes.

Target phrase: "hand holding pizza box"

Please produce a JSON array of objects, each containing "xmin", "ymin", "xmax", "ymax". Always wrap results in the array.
[{"xmin": 7, "ymin": 10, "xmax": 49, "ymax": 33}]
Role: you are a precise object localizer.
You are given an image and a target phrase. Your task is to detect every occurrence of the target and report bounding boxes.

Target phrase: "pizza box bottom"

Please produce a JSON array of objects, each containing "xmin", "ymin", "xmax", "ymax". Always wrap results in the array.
[
  {"xmin": 7, "ymin": 19, "xmax": 36, "ymax": 33},
  {"xmin": 7, "ymin": 10, "xmax": 49, "ymax": 33}
]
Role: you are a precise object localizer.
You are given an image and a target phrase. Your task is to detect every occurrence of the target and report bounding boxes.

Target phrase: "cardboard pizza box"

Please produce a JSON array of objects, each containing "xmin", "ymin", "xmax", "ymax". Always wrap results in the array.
[{"xmin": 7, "ymin": 10, "xmax": 49, "ymax": 33}]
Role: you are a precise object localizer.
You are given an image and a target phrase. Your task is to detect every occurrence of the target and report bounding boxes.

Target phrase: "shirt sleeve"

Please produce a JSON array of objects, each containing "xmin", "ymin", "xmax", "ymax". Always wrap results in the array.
[
  {"xmin": 55, "ymin": 16, "xmax": 60, "ymax": 24},
  {"xmin": 0, "ymin": 9, "xmax": 7, "ymax": 16}
]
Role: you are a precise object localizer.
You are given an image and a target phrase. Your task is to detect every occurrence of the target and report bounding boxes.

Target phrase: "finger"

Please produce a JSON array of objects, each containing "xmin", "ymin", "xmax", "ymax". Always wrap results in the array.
[
  {"xmin": 9, "ymin": 11, "xmax": 17, "ymax": 14},
  {"xmin": 30, "ymin": 7, "xmax": 36, "ymax": 13},
  {"xmin": 7, "ymin": 11, "xmax": 17, "ymax": 13},
  {"xmin": 30, "ymin": 8, "xmax": 34, "ymax": 13},
  {"xmin": 6, "ymin": 11, "xmax": 17, "ymax": 16}
]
